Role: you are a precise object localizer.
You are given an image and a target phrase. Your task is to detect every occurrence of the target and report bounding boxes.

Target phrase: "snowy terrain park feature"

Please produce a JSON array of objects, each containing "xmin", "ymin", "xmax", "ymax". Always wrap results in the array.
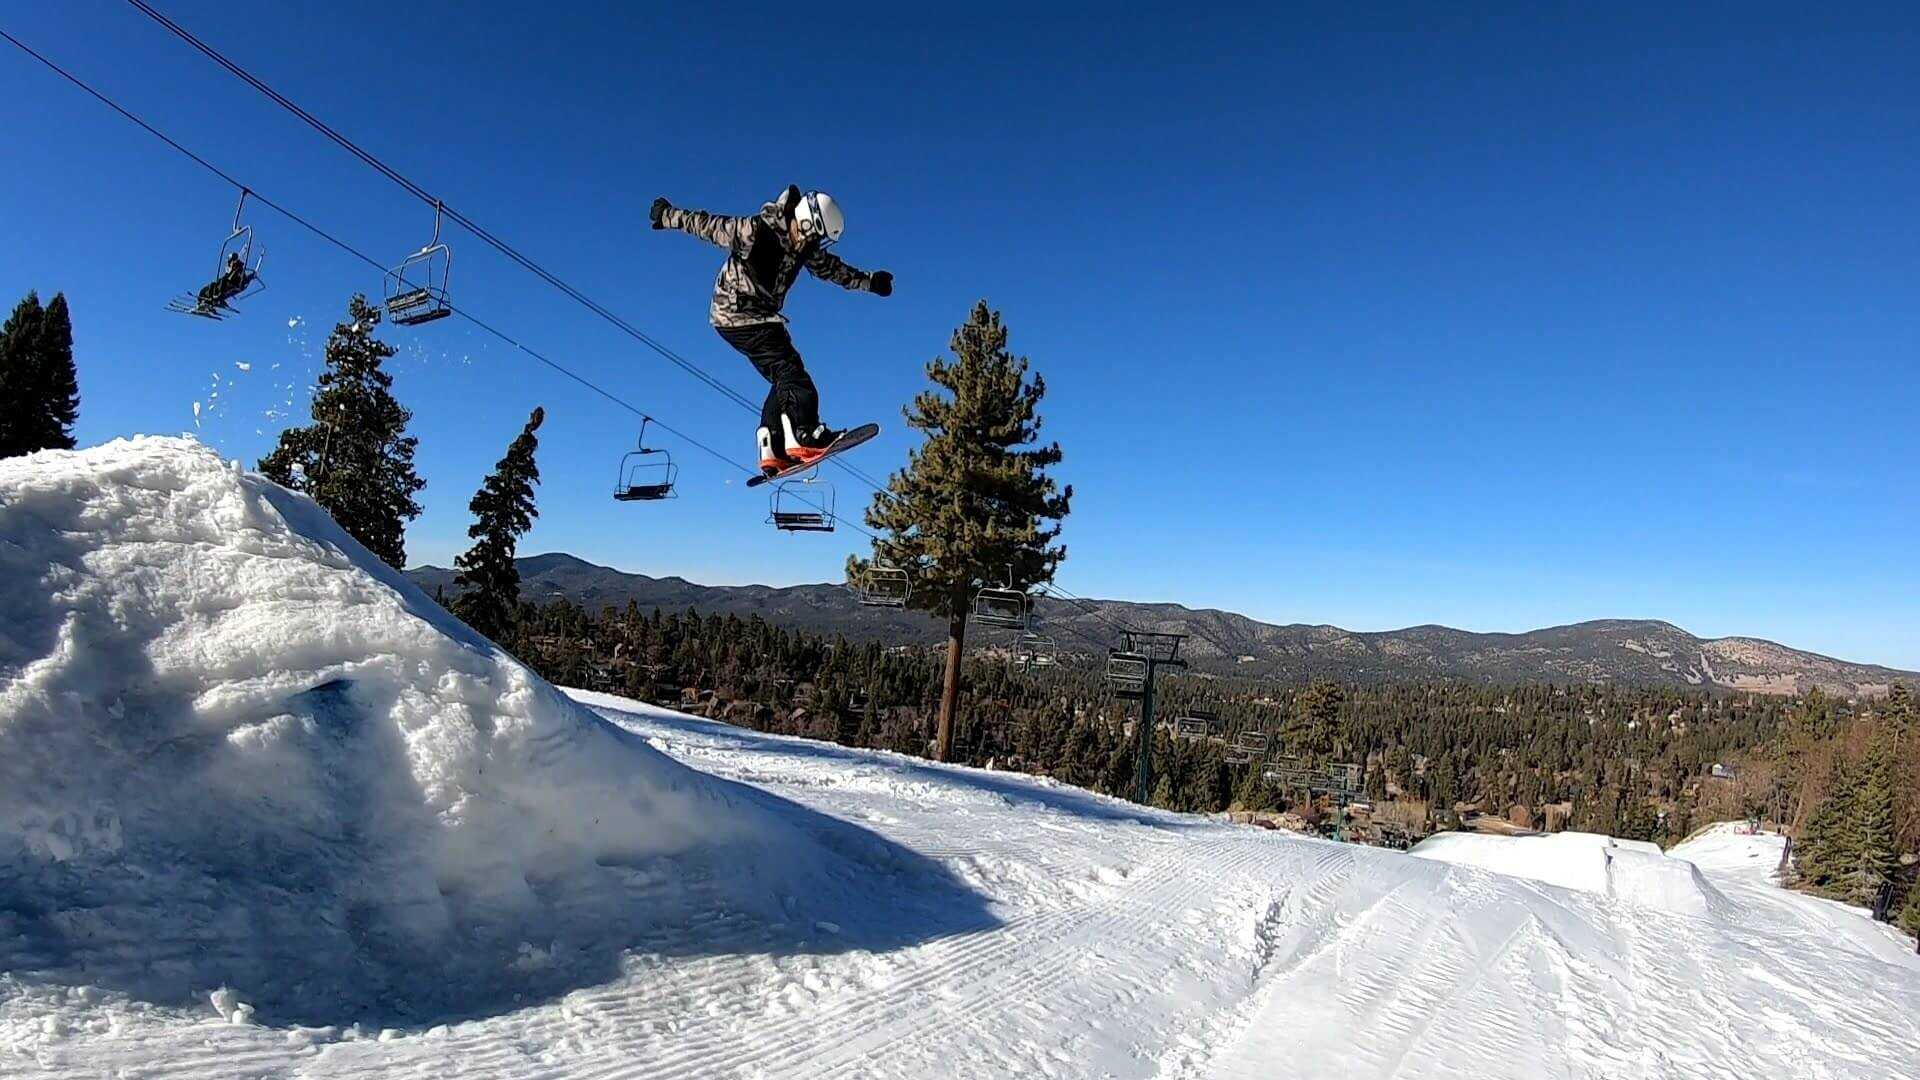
[{"xmin": 3, "ymin": 437, "xmax": 1919, "ymax": 1079}]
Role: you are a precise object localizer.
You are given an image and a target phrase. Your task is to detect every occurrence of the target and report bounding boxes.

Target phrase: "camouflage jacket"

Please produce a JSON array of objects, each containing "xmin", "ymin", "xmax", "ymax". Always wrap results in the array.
[{"xmin": 660, "ymin": 186, "xmax": 877, "ymax": 327}]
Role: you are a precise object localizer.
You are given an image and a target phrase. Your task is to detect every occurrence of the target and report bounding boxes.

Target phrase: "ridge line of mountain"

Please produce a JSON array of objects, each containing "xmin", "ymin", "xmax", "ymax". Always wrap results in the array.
[{"xmin": 405, "ymin": 552, "xmax": 1916, "ymax": 697}]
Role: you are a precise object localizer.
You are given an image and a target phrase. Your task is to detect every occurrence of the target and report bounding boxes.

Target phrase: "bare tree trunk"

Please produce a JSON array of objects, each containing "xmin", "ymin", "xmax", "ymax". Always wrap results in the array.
[{"xmin": 936, "ymin": 614, "xmax": 966, "ymax": 762}]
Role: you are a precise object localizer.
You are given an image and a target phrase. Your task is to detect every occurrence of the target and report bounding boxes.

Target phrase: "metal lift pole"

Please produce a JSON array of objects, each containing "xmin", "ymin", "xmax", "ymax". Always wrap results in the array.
[
  {"xmin": 1116, "ymin": 631, "xmax": 1183, "ymax": 806},
  {"xmin": 1133, "ymin": 655, "xmax": 1158, "ymax": 805}
]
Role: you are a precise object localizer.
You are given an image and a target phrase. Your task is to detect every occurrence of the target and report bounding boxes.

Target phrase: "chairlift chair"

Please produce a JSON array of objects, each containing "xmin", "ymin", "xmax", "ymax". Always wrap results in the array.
[
  {"xmin": 852, "ymin": 564, "xmax": 911, "ymax": 607},
  {"xmin": 168, "ymin": 189, "xmax": 266, "ymax": 320},
  {"xmin": 614, "ymin": 419, "xmax": 677, "ymax": 501},
  {"xmin": 1175, "ymin": 716, "xmax": 1212, "ymax": 740},
  {"xmin": 384, "ymin": 201, "xmax": 453, "ymax": 326},
  {"xmin": 1225, "ymin": 729, "xmax": 1270, "ymax": 764},
  {"xmin": 769, "ymin": 477, "xmax": 835, "ymax": 532},
  {"xmin": 1123, "ymin": 630, "xmax": 1187, "ymax": 664},
  {"xmin": 1013, "ymin": 630, "xmax": 1057, "ymax": 672},
  {"xmin": 1263, "ymin": 758, "xmax": 1317, "ymax": 789},
  {"xmin": 972, "ymin": 569, "xmax": 1030, "ymax": 629},
  {"xmin": 1107, "ymin": 650, "xmax": 1150, "ymax": 698}
]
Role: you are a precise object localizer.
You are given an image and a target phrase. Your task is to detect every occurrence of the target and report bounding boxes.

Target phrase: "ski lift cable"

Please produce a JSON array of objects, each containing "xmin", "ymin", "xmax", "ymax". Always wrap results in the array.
[
  {"xmin": 126, "ymin": 1, "xmax": 818, "ymax": 439},
  {"xmin": 0, "ymin": 27, "xmax": 837, "ymax": 519},
  {"xmin": 18, "ymin": 19, "xmax": 1111, "ymax": 615},
  {"xmin": 124, "ymin": 0, "xmax": 895, "ymax": 502},
  {"xmin": 1035, "ymin": 580, "xmax": 1142, "ymax": 639}
]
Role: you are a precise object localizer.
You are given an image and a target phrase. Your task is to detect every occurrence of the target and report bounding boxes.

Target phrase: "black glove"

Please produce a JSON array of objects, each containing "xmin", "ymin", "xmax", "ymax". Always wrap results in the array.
[
  {"xmin": 650, "ymin": 197, "xmax": 671, "ymax": 229},
  {"xmin": 869, "ymin": 270, "xmax": 893, "ymax": 297}
]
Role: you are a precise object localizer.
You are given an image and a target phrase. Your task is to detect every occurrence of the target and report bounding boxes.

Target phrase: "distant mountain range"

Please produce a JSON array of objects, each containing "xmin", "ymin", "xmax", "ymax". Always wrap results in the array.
[{"xmin": 406, "ymin": 553, "xmax": 1917, "ymax": 698}]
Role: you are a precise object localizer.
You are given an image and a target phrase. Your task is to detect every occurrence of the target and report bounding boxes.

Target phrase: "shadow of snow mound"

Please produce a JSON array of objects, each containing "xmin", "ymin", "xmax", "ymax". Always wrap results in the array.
[{"xmin": 0, "ymin": 438, "xmax": 993, "ymax": 1027}]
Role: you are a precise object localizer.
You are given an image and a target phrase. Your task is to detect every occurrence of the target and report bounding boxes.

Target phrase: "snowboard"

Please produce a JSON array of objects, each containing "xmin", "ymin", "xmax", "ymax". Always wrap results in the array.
[{"xmin": 746, "ymin": 423, "xmax": 880, "ymax": 487}]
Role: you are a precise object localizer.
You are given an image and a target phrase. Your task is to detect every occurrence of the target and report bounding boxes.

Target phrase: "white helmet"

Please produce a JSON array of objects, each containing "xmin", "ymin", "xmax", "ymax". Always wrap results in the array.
[{"xmin": 794, "ymin": 190, "xmax": 845, "ymax": 245}]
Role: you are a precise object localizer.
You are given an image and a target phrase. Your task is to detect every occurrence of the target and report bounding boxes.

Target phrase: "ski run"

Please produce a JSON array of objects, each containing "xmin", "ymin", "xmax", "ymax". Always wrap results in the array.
[{"xmin": 3, "ymin": 438, "xmax": 1918, "ymax": 1079}]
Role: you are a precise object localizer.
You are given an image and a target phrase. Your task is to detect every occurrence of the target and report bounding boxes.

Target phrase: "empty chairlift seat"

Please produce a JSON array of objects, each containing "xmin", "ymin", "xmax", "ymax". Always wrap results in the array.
[
  {"xmin": 1107, "ymin": 650, "xmax": 1150, "ymax": 697},
  {"xmin": 384, "ymin": 202, "xmax": 453, "ymax": 326},
  {"xmin": 1225, "ymin": 729, "xmax": 1270, "ymax": 764},
  {"xmin": 972, "ymin": 586, "xmax": 1030, "ymax": 629},
  {"xmin": 1013, "ymin": 631, "xmax": 1057, "ymax": 671},
  {"xmin": 614, "ymin": 421, "xmax": 677, "ymax": 502},
  {"xmin": 851, "ymin": 564, "xmax": 910, "ymax": 607},
  {"xmin": 770, "ymin": 480, "xmax": 835, "ymax": 532},
  {"xmin": 1174, "ymin": 709, "xmax": 1218, "ymax": 740}
]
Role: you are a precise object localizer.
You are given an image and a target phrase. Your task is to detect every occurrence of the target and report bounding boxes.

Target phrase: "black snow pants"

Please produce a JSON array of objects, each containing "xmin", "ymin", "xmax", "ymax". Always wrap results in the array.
[{"xmin": 716, "ymin": 322, "xmax": 819, "ymax": 452}]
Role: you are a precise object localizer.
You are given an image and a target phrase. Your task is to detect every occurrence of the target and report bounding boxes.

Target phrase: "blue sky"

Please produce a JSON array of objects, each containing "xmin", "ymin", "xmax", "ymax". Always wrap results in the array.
[{"xmin": 4, "ymin": 3, "xmax": 1916, "ymax": 668}]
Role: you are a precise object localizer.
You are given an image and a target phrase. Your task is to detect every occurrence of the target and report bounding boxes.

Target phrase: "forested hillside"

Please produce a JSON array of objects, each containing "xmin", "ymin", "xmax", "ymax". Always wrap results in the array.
[{"xmin": 486, "ymin": 595, "xmax": 1920, "ymax": 935}]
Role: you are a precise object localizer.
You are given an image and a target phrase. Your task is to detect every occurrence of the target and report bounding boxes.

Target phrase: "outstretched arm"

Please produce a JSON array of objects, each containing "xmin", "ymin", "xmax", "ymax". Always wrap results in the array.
[
  {"xmin": 655, "ymin": 201, "xmax": 750, "ymax": 251},
  {"xmin": 805, "ymin": 247, "xmax": 881, "ymax": 292}
]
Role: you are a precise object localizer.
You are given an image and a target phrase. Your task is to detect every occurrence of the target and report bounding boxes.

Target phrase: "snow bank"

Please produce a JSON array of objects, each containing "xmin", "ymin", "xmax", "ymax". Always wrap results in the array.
[
  {"xmin": 1668, "ymin": 820, "xmax": 1786, "ymax": 883},
  {"xmin": 1410, "ymin": 829, "xmax": 1730, "ymax": 916},
  {"xmin": 0, "ymin": 438, "xmax": 848, "ymax": 1024}
]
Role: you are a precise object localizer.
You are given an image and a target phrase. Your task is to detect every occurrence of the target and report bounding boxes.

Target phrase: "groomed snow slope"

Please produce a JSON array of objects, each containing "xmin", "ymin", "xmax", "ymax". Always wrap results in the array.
[
  {"xmin": 3, "ymin": 438, "xmax": 1919, "ymax": 1078},
  {"xmin": 0, "ymin": 438, "xmax": 968, "ymax": 1030}
]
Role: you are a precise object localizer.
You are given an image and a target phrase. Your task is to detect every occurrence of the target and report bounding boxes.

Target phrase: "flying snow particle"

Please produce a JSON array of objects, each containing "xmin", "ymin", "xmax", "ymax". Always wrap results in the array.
[
  {"xmin": 191, "ymin": 402, "xmax": 202, "ymax": 428},
  {"xmin": 235, "ymin": 362, "xmax": 252, "ymax": 372},
  {"xmin": 287, "ymin": 316, "xmax": 302, "ymax": 329}
]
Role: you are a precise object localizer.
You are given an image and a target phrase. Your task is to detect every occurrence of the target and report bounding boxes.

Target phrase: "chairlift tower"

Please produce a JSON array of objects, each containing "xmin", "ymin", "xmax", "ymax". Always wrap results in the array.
[{"xmin": 1107, "ymin": 630, "xmax": 1186, "ymax": 805}]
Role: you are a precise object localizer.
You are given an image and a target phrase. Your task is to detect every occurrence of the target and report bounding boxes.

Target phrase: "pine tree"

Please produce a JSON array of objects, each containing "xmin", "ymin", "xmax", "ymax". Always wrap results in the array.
[
  {"xmin": 1841, "ymin": 735, "xmax": 1899, "ymax": 906},
  {"xmin": 0, "ymin": 291, "xmax": 80, "ymax": 458},
  {"xmin": 1284, "ymin": 681, "xmax": 1343, "ymax": 758},
  {"xmin": 1101, "ymin": 733, "xmax": 1136, "ymax": 796},
  {"xmin": 1233, "ymin": 766, "xmax": 1277, "ymax": 812},
  {"xmin": 1886, "ymin": 684, "xmax": 1919, "ymax": 860},
  {"xmin": 1429, "ymin": 752, "xmax": 1461, "ymax": 812},
  {"xmin": 0, "ymin": 293, "xmax": 43, "ymax": 458},
  {"xmin": 1799, "ymin": 755, "xmax": 1859, "ymax": 889},
  {"xmin": 451, "ymin": 406, "xmax": 545, "ymax": 643},
  {"xmin": 854, "ymin": 302, "xmax": 1071, "ymax": 761},
  {"xmin": 1897, "ymin": 880, "xmax": 1920, "ymax": 944},
  {"xmin": 1150, "ymin": 770, "xmax": 1177, "ymax": 810},
  {"xmin": 259, "ymin": 296, "xmax": 425, "ymax": 569}
]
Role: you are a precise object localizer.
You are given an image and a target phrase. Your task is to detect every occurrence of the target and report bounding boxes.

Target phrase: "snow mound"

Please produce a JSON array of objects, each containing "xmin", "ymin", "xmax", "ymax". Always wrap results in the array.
[
  {"xmin": 1669, "ymin": 820, "xmax": 1786, "ymax": 883},
  {"xmin": 1410, "ymin": 829, "xmax": 1732, "ymax": 917},
  {"xmin": 0, "ymin": 438, "xmax": 879, "ymax": 1024}
]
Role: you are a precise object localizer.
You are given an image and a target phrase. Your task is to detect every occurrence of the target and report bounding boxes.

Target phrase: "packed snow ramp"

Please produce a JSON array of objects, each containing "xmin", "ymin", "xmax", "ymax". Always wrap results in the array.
[{"xmin": 0, "ymin": 437, "xmax": 981, "ymax": 1032}]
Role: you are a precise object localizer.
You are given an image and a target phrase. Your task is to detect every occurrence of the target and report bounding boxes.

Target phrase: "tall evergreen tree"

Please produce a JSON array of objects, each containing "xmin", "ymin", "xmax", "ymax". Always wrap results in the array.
[
  {"xmin": 0, "ymin": 291, "xmax": 80, "ymax": 458},
  {"xmin": 1841, "ymin": 734, "xmax": 1899, "ymax": 906},
  {"xmin": 854, "ymin": 302, "xmax": 1071, "ymax": 761},
  {"xmin": 259, "ymin": 295, "xmax": 424, "ymax": 569},
  {"xmin": 1799, "ymin": 754, "xmax": 1860, "ymax": 888},
  {"xmin": 1284, "ymin": 681, "xmax": 1344, "ymax": 758},
  {"xmin": 451, "ymin": 406, "xmax": 546, "ymax": 643}
]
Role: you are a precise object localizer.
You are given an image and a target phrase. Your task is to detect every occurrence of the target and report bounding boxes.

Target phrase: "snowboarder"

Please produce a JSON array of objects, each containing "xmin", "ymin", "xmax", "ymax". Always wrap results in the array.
[
  {"xmin": 195, "ymin": 251, "xmax": 254, "ymax": 312},
  {"xmin": 651, "ymin": 185, "xmax": 893, "ymax": 476}
]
